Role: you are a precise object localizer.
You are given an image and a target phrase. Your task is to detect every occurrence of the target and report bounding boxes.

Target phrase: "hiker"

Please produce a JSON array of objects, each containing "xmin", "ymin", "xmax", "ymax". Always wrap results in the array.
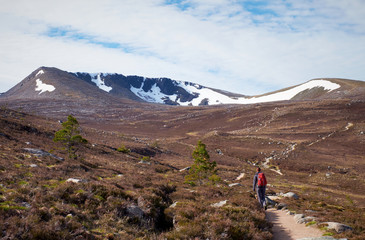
[{"xmin": 253, "ymin": 167, "xmax": 267, "ymax": 210}]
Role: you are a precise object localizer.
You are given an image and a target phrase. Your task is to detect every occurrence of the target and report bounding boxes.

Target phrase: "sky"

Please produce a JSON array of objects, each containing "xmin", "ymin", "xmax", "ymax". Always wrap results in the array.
[{"xmin": 0, "ymin": 0, "xmax": 364, "ymax": 95}]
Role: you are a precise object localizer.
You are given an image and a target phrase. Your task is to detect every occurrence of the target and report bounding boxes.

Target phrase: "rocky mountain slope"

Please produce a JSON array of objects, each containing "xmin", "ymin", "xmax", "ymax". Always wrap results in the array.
[{"xmin": 2, "ymin": 66, "xmax": 364, "ymax": 106}]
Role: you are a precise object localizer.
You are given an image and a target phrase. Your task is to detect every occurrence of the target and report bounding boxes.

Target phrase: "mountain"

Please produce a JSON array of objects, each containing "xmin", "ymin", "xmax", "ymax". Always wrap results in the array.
[
  {"xmin": 1, "ymin": 67, "xmax": 114, "ymax": 102},
  {"xmin": 1, "ymin": 66, "xmax": 365, "ymax": 106},
  {"xmin": 71, "ymin": 71, "xmax": 365, "ymax": 105},
  {"xmin": 71, "ymin": 71, "xmax": 248, "ymax": 105}
]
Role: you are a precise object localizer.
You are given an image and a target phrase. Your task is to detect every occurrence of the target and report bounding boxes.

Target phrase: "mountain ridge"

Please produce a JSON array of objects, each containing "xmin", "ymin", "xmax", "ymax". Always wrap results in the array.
[{"xmin": 1, "ymin": 66, "xmax": 365, "ymax": 106}]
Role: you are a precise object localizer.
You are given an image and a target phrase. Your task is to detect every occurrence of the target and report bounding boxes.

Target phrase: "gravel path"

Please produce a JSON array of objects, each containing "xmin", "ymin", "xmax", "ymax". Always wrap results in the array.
[{"xmin": 266, "ymin": 208, "xmax": 323, "ymax": 240}]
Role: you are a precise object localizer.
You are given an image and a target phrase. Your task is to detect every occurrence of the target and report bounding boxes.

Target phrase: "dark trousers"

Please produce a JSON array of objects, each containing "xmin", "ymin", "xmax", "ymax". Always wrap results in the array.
[{"xmin": 257, "ymin": 186, "xmax": 266, "ymax": 208}]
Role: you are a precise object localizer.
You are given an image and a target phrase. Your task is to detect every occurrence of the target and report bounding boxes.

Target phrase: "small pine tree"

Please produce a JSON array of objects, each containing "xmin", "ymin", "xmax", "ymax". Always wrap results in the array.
[
  {"xmin": 185, "ymin": 140, "xmax": 220, "ymax": 186},
  {"xmin": 53, "ymin": 115, "xmax": 87, "ymax": 159}
]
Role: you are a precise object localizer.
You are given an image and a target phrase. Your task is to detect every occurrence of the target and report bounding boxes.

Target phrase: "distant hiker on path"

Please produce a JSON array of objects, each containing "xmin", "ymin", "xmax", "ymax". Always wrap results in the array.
[{"xmin": 253, "ymin": 167, "xmax": 267, "ymax": 210}]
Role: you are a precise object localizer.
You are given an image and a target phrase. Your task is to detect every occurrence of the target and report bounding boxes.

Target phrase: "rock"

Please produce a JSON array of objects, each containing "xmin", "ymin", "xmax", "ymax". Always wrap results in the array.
[
  {"xmin": 297, "ymin": 216, "xmax": 317, "ymax": 224},
  {"xmin": 169, "ymin": 202, "xmax": 177, "ymax": 208},
  {"xmin": 283, "ymin": 192, "xmax": 299, "ymax": 199},
  {"xmin": 126, "ymin": 205, "xmax": 144, "ymax": 219},
  {"xmin": 211, "ymin": 200, "xmax": 227, "ymax": 208},
  {"xmin": 21, "ymin": 202, "xmax": 31, "ymax": 209},
  {"xmin": 179, "ymin": 167, "xmax": 191, "ymax": 172},
  {"xmin": 276, "ymin": 203, "xmax": 287, "ymax": 210},
  {"xmin": 216, "ymin": 149, "xmax": 223, "ymax": 155},
  {"xmin": 66, "ymin": 178, "xmax": 84, "ymax": 183},
  {"xmin": 235, "ymin": 173, "xmax": 245, "ymax": 180},
  {"xmin": 294, "ymin": 214, "xmax": 305, "ymax": 223},
  {"xmin": 228, "ymin": 183, "xmax": 242, "ymax": 187},
  {"xmin": 286, "ymin": 211, "xmax": 295, "ymax": 215},
  {"xmin": 265, "ymin": 197, "xmax": 277, "ymax": 206},
  {"xmin": 139, "ymin": 160, "xmax": 151, "ymax": 165},
  {"xmin": 322, "ymin": 222, "xmax": 352, "ymax": 233},
  {"xmin": 23, "ymin": 148, "xmax": 64, "ymax": 161},
  {"xmin": 305, "ymin": 209, "xmax": 317, "ymax": 213},
  {"xmin": 268, "ymin": 195, "xmax": 281, "ymax": 201}
]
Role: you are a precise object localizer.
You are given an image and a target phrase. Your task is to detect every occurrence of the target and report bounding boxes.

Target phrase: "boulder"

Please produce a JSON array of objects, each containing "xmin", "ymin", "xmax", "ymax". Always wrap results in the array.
[
  {"xmin": 268, "ymin": 195, "xmax": 281, "ymax": 201},
  {"xmin": 179, "ymin": 167, "xmax": 191, "ymax": 172},
  {"xmin": 211, "ymin": 200, "xmax": 227, "ymax": 208},
  {"xmin": 282, "ymin": 192, "xmax": 299, "ymax": 199},
  {"xmin": 235, "ymin": 173, "xmax": 245, "ymax": 180},
  {"xmin": 294, "ymin": 214, "xmax": 305, "ymax": 223},
  {"xmin": 265, "ymin": 196, "xmax": 277, "ymax": 206},
  {"xmin": 276, "ymin": 202, "xmax": 287, "ymax": 210},
  {"xmin": 322, "ymin": 222, "xmax": 352, "ymax": 233},
  {"xmin": 228, "ymin": 183, "xmax": 242, "ymax": 187},
  {"xmin": 126, "ymin": 205, "xmax": 144, "ymax": 219},
  {"xmin": 139, "ymin": 160, "xmax": 151, "ymax": 165},
  {"xmin": 66, "ymin": 178, "xmax": 85, "ymax": 183},
  {"xmin": 297, "ymin": 216, "xmax": 317, "ymax": 224},
  {"xmin": 23, "ymin": 148, "xmax": 64, "ymax": 161}
]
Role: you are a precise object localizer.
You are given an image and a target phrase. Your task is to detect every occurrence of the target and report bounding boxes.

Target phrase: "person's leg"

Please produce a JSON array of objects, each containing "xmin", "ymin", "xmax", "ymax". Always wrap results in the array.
[
  {"xmin": 257, "ymin": 187, "xmax": 264, "ymax": 208},
  {"xmin": 263, "ymin": 186, "xmax": 267, "ymax": 209},
  {"xmin": 256, "ymin": 188, "xmax": 261, "ymax": 206}
]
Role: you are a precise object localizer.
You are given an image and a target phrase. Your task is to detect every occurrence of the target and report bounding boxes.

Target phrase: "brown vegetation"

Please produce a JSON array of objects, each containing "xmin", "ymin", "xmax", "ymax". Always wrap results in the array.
[{"xmin": 0, "ymin": 93, "xmax": 364, "ymax": 239}]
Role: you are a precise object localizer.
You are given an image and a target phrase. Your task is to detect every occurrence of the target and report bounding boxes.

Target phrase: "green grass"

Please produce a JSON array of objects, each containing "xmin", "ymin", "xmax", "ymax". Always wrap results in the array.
[
  {"xmin": 18, "ymin": 180, "xmax": 28, "ymax": 186},
  {"xmin": 305, "ymin": 221, "xmax": 317, "ymax": 226},
  {"xmin": 14, "ymin": 163, "xmax": 23, "ymax": 168},
  {"xmin": 0, "ymin": 201, "xmax": 28, "ymax": 210}
]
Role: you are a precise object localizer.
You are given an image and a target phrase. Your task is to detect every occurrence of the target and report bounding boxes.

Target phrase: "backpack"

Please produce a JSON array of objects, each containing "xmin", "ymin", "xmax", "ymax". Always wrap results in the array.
[{"xmin": 257, "ymin": 172, "xmax": 267, "ymax": 187}]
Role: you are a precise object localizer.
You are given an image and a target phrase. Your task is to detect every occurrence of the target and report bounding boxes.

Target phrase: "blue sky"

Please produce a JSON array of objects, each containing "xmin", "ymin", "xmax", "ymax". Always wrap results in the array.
[{"xmin": 0, "ymin": 0, "xmax": 364, "ymax": 95}]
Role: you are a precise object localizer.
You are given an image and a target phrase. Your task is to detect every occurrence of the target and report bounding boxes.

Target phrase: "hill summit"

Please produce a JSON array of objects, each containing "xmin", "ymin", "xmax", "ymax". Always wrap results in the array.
[{"xmin": 1, "ymin": 66, "xmax": 365, "ymax": 105}]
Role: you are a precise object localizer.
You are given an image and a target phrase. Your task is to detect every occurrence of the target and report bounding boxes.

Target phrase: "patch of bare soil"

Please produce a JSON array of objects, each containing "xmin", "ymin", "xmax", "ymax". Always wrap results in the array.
[{"xmin": 266, "ymin": 208, "xmax": 323, "ymax": 240}]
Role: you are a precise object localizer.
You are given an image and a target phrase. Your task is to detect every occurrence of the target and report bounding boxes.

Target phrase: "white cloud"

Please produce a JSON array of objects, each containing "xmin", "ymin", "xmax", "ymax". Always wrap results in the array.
[{"xmin": 0, "ymin": 0, "xmax": 364, "ymax": 95}]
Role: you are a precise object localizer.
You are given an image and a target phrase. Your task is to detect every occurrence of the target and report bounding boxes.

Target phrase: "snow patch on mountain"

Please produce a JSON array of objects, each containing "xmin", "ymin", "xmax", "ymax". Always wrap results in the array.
[
  {"xmin": 35, "ymin": 79, "xmax": 55, "ymax": 94},
  {"xmin": 235, "ymin": 79, "xmax": 341, "ymax": 105},
  {"xmin": 90, "ymin": 73, "xmax": 112, "ymax": 92},
  {"xmin": 176, "ymin": 82, "xmax": 238, "ymax": 106},
  {"xmin": 131, "ymin": 82, "xmax": 169, "ymax": 104},
  {"xmin": 36, "ymin": 70, "xmax": 44, "ymax": 76},
  {"xmin": 130, "ymin": 79, "xmax": 340, "ymax": 106}
]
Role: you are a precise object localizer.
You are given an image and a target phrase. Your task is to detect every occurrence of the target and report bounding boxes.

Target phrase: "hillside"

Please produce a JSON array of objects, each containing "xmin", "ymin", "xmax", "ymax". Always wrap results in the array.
[
  {"xmin": 1, "ymin": 96, "xmax": 364, "ymax": 239},
  {"xmin": 0, "ymin": 107, "xmax": 272, "ymax": 239}
]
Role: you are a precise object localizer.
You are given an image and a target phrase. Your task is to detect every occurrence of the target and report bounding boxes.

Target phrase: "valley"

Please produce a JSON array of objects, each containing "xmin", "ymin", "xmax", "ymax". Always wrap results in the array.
[{"xmin": 0, "ymin": 67, "xmax": 364, "ymax": 239}]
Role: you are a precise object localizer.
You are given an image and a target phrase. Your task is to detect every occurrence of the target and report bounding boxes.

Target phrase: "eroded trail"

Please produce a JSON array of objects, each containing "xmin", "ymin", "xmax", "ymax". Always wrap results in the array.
[{"xmin": 266, "ymin": 209, "xmax": 323, "ymax": 240}]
